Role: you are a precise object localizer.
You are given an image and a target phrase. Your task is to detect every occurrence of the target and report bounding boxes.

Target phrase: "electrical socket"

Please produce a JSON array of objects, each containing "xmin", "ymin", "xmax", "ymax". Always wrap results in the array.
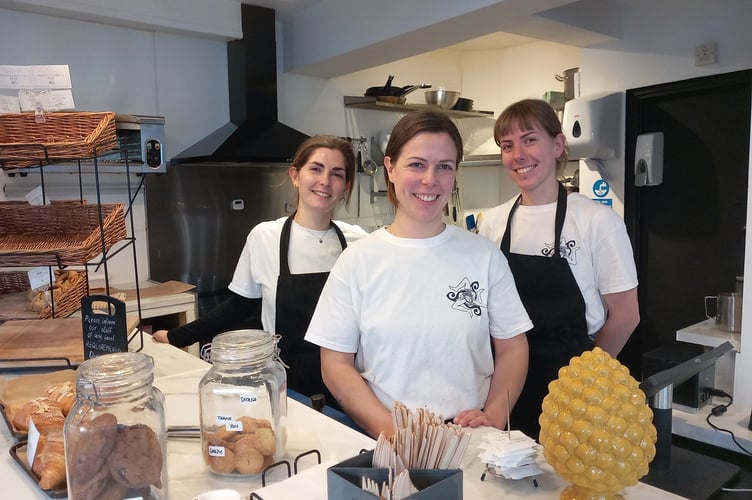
[{"xmin": 695, "ymin": 42, "xmax": 717, "ymax": 66}]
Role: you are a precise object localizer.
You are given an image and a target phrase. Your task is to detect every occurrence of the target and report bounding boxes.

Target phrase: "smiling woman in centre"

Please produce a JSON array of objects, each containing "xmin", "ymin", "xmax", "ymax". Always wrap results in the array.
[{"xmin": 305, "ymin": 110, "xmax": 532, "ymax": 438}]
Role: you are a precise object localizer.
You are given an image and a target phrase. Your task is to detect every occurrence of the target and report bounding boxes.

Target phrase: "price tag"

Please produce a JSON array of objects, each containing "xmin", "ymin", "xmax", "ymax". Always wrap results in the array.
[
  {"xmin": 24, "ymin": 185, "xmax": 45, "ymax": 206},
  {"xmin": 27, "ymin": 267, "xmax": 53, "ymax": 291},
  {"xmin": 26, "ymin": 419, "xmax": 41, "ymax": 466}
]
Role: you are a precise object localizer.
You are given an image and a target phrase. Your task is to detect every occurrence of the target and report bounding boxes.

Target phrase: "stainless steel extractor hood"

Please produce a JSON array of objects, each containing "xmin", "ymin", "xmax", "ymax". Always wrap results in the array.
[{"xmin": 171, "ymin": 4, "xmax": 308, "ymax": 165}]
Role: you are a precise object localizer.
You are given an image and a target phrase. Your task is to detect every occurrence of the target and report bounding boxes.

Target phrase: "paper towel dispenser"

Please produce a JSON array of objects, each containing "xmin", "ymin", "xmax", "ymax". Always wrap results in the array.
[{"xmin": 562, "ymin": 92, "xmax": 623, "ymax": 160}]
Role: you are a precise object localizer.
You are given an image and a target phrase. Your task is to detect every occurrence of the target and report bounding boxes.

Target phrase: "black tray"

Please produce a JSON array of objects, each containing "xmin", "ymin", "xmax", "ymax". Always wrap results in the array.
[
  {"xmin": 9, "ymin": 441, "xmax": 67, "ymax": 498},
  {"xmin": 1, "ymin": 402, "xmax": 26, "ymax": 441}
]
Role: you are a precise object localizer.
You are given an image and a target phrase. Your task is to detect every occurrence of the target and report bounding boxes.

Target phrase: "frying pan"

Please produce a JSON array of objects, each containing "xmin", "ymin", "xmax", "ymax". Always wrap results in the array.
[{"xmin": 365, "ymin": 75, "xmax": 432, "ymax": 97}]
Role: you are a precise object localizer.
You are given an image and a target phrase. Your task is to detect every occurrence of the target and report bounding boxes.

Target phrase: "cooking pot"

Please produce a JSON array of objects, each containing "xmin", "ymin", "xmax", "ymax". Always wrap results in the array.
[
  {"xmin": 365, "ymin": 75, "xmax": 432, "ymax": 97},
  {"xmin": 555, "ymin": 67, "xmax": 580, "ymax": 100}
]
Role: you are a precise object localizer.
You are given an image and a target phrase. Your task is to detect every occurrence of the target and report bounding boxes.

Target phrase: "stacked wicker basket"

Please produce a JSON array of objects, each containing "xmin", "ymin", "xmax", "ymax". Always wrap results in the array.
[
  {"xmin": 0, "ymin": 111, "xmax": 125, "ymax": 319},
  {"xmin": 0, "ymin": 111, "xmax": 117, "ymax": 169}
]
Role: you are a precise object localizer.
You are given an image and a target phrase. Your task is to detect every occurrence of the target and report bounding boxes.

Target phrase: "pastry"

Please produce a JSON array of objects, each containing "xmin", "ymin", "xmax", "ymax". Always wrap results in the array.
[
  {"xmin": 233, "ymin": 441, "xmax": 265, "ymax": 474},
  {"xmin": 213, "ymin": 423, "xmax": 237, "ymax": 442},
  {"xmin": 43, "ymin": 380, "xmax": 76, "ymax": 415},
  {"xmin": 11, "ymin": 397, "xmax": 64, "ymax": 433},
  {"xmin": 32, "ymin": 429, "xmax": 67, "ymax": 490},
  {"xmin": 252, "ymin": 427, "xmax": 276, "ymax": 456},
  {"xmin": 107, "ymin": 424, "xmax": 163, "ymax": 489},
  {"xmin": 97, "ymin": 477, "xmax": 129, "ymax": 500},
  {"xmin": 70, "ymin": 461, "xmax": 112, "ymax": 500},
  {"xmin": 207, "ymin": 444, "xmax": 236, "ymax": 474},
  {"xmin": 68, "ymin": 412, "xmax": 119, "ymax": 478}
]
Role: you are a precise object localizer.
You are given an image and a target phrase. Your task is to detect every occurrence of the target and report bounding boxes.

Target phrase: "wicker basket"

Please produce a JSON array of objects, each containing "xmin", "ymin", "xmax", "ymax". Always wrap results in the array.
[
  {"xmin": 0, "ymin": 270, "xmax": 88, "ymax": 319},
  {"xmin": 0, "ymin": 203, "xmax": 127, "ymax": 267},
  {"xmin": 0, "ymin": 111, "xmax": 117, "ymax": 169}
]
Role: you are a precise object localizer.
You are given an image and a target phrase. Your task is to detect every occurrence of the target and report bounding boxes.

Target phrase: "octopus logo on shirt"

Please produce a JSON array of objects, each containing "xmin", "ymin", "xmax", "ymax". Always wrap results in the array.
[
  {"xmin": 542, "ymin": 237, "xmax": 580, "ymax": 265},
  {"xmin": 446, "ymin": 277, "xmax": 486, "ymax": 317}
]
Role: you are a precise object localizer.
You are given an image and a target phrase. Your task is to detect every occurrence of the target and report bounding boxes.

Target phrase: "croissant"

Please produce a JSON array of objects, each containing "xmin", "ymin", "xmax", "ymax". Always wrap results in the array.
[{"xmin": 32, "ymin": 429, "xmax": 67, "ymax": 490}]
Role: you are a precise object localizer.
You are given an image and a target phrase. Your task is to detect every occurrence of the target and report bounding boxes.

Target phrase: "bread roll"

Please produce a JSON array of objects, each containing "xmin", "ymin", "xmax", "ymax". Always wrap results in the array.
[
  {"xmin": 11, "ymin": 397, "xmax": 64, "ymax": 433},
  {"xmin": 43, "ymin": 381, "xmax": 76, "ymax": 415}
]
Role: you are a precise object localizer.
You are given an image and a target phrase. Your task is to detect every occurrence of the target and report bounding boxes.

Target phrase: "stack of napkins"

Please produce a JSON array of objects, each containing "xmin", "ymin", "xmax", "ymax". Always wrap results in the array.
[{"xmin": 477, "ymin": 430, "xmax": 544, "ymax": 480}]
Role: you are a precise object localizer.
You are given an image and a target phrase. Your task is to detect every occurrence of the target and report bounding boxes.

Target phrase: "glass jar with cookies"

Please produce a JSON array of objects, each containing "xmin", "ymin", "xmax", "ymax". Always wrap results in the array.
[
  {"xmin": 198, "ymin": 329, "xmax": 287, "ymax": 476},
  {"xmin": 64, "ymin": 352, "xmax": 167, "ymax": 499}
]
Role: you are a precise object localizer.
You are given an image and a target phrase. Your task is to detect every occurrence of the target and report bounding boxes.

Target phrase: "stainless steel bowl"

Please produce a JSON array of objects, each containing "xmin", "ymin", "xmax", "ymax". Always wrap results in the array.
[{"xmin": 424, "ymin": 90, "xmax": 460, "ymax": 109}]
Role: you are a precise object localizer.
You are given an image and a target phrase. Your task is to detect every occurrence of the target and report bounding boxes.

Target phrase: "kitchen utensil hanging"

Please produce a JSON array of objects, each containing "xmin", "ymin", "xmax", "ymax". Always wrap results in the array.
[
  {"xmin": 370, "ymin": 136, "xmax": 384, "ymax": 166},
  {"xmin": 362, "ymin": 141, "xmax": 378, "ymax": 176}
]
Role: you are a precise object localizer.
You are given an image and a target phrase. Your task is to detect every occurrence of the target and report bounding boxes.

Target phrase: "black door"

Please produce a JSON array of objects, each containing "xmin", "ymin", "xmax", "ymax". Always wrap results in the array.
[{"xmin": 621, "ymin": 70, "xmax": 751, "ymax": 377}]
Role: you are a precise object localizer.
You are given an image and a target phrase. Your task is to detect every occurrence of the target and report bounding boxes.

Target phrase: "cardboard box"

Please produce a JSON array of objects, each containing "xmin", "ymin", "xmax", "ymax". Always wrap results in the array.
[{"xmin": 327, "ymin": 450, "xmax": 462, "ymax": 499}]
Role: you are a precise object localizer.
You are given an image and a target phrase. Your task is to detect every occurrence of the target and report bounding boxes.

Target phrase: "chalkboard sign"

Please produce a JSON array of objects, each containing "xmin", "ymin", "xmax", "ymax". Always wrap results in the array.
[{"xmin": 81, "ymin": 295, "xmax": 128, "ymax": 359}]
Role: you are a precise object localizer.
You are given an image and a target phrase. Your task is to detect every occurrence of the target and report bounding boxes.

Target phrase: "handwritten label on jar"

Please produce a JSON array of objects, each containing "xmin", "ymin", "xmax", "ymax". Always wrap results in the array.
[
  {"xmin": 239, "ymin": 393, "xmax": 258, "ymax": 405},
  {"xmin": 216, "ymin": 414, "xmax": 233, "ymax": 426},
  {"xmin": 227, "ymin": 421, "xmax": 243, "ymax": 432},
  {"xmin": 208, "ymin": 445, "xmax": 226, "ymax": 457}
]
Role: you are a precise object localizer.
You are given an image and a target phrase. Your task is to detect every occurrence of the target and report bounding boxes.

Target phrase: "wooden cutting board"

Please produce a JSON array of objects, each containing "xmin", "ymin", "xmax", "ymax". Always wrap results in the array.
[{"xmin": 0, "ymin": 318, "xmax": 85, "ymax": 367}]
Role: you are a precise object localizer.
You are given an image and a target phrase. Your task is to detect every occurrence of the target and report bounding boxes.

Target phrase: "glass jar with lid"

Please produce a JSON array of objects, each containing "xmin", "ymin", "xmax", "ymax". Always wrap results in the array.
[
  {"xmin": 64, "ymin": 351, "xmax": 167, "ymax": 500},
  {"xmin": 199, "ymin": 329, "xmax": 287, "ymax": 476}
]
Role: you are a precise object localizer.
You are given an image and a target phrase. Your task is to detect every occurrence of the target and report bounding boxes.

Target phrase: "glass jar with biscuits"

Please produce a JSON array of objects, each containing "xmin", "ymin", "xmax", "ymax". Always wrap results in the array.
[
  {"xmin": 64, "ymin": 351, "xmax": 167, "ymax": 499},
  {"xmin": 198, "ymin": 329, "xmax": 287, "ymax": 476}
]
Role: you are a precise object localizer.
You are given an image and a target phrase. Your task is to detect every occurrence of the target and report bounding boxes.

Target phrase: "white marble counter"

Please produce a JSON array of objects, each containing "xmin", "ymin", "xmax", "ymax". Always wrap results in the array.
[
  {"xmin": 672, "ymin": 402, "xmax": 752, "ymax": 455},
  {"xmin": 0, "ymin": 336, "xmax": 688, "ymax": 499},
  {"xmin": 677, "ymin": 318, "xmax": 741, "ymax": 350}
]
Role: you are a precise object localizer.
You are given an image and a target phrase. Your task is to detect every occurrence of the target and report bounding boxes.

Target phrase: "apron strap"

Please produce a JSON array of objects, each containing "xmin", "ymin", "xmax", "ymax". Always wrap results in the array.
[
  {"xmin": 500, "ymin": 194, "xmax": 523, "ymax": 254},
  {"xmin": 279, "ymin": 212, "xmax": 347, "ymax": 276},
  {"xmin": 553, "ymin": 183, "xmax": 568, "ymax": 258},
  {"xmin": 500, "ymin": 183, "xmax": 568, "ymax": 257}
]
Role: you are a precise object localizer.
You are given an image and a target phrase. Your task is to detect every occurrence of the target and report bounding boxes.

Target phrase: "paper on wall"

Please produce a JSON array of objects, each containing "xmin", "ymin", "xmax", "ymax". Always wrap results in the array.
[
  {"xmin": 0, "ymin": 64, "xmax": 72, "ymax": 89},
  {"xmin": 0, "ymin": 64, "xmax": 74, "ymax": 112},
  {"xmin": 18, "ymin": 89, "xmax": 75, "ymax": 112}
]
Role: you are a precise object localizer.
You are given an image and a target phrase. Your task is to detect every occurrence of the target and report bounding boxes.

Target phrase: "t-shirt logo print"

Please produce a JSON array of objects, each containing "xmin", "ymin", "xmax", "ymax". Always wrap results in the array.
[
  {"xmin": 542, "ymin": 237, "xmax": 579, "ymax": 265},
  {"xmin": 446, "ymin": 277, "xmax": 486, "ymax": 317}
]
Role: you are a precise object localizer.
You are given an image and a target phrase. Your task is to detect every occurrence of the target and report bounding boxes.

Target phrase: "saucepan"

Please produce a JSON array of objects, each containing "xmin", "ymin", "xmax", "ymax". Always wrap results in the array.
[{"xmin": 365, "ymin": 75, "xmax": 432, "ymax": 98}]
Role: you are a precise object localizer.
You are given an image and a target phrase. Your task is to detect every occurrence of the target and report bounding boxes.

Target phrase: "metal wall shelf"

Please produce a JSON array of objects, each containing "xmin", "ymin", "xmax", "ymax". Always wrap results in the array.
[{"xmin": 344, "ymin": 96, "xmax": 494, "ymax": 119}]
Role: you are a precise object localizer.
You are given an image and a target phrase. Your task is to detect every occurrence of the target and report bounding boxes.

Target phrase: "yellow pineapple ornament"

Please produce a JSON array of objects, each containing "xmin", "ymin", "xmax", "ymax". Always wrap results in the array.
[{"xmin": 539, "ymin": 347, "xmax": 657, "ymax": 500}]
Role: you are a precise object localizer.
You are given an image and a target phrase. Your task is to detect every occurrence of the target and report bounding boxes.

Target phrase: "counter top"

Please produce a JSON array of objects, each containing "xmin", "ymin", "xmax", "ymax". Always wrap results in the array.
[
  {"xmin": 676, "ymin": 318, "xmax": 741, "ymax": 350},
  {"xmin": 1, "ymin": 337, "xmax": 688, "ymax": 499},
  {"xmin": 673, "ymin": 402, "xmax": 752, "ymax": 454}
]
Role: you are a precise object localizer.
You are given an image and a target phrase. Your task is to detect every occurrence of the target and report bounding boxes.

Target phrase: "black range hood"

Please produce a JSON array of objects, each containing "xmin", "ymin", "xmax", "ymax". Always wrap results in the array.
[{"xmin": 171, "ymin": 4, "xmax": 309, "ymax": 165}]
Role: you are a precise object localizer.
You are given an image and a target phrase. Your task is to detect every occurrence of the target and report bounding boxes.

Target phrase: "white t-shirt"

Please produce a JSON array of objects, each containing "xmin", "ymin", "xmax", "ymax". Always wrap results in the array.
[
  {"xmin": 305, "ymin": 224, "xmax": 532, "ymax": 419},
  {"xmin": 228, "ymin": 217, "xmax": 368, "ymax": 333},
  {"xmin": 478, "ymin": 192, "xmax": 638, "ymax": 336}
]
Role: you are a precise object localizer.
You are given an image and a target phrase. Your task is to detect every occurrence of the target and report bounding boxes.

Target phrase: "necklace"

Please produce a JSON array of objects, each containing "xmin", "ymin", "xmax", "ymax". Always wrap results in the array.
[{"xmin": 298, "ymin": 225, "xmax": 332, "ymax": 243}]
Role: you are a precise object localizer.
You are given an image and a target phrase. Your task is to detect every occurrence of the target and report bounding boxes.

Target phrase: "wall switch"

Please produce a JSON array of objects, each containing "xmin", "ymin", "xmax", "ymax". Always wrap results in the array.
[{"xmin": 695, "ymin": 42, "xmax": 717, "ymax": 66}]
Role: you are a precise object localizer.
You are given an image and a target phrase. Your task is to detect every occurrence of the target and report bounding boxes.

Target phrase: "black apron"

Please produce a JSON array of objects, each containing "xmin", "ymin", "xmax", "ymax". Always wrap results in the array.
[
  {"xmin": 501, "ymin": 183, "xmax": 592, "ymax": 440},
  {"xmin": 275, "ymin": 214, "xmax": 347, "ymax": 409}
]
